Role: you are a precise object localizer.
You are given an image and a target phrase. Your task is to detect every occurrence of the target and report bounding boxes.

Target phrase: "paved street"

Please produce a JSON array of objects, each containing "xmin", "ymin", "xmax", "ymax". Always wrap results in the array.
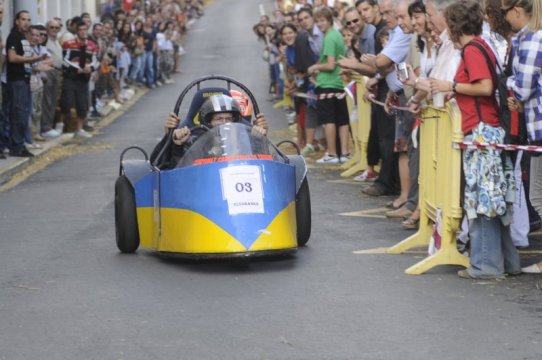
[{"xmin": 0, "ymin": 1, "xmax": 541, "ymax": 359}]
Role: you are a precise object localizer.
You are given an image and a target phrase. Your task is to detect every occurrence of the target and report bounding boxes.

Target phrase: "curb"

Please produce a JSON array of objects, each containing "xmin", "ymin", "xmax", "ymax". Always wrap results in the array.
[{"xmin": 0, "ymin": 87, "xmax": 148, "ymax": 187}]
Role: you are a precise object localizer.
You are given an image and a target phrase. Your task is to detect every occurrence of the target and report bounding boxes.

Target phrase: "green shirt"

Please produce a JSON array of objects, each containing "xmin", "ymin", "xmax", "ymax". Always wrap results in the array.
[{"xmin": 316, "ymin": 28, "xmax": 347, "ymax": 90}]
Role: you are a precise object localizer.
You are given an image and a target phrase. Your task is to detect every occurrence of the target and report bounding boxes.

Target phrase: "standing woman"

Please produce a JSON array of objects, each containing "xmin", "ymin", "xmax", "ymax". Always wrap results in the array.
[
  {"xmin": 281, "ymin": 23, "xmax": 317, "ymax": 152},
  {"xmin": 504, "ymin": 0, "xmax": 542, "ymax": 273},
  {"xmin": 308, "ymin": 6, "xmax": 350, "ymax": 164},
  {"xmin": 129, "ymin": 20, "xmax": 145, "ymax": 86},
  {"xmin": 430, "ymin": 0, "xmax": 520, "ymax": 279}
]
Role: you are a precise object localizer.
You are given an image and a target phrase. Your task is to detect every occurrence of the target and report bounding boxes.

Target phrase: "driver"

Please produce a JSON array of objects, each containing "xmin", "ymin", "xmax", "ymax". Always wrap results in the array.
[{"xmin": 152, "ymin": 94, "xmax": 268, "ymax": 169}]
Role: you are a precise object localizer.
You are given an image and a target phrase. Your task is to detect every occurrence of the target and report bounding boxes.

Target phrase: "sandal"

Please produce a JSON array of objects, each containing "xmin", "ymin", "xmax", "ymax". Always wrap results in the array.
[
  {"xmin": 402, "ymin": 216, "xmax": 419, "ymax": 230},
  {"xmin": 386, "ymin": 200, "xmax": 406, "ymax": 210}
]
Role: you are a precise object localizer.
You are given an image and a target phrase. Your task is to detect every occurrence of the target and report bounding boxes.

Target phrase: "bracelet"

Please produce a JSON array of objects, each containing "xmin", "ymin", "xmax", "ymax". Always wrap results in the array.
[
  {"xmin": 409, "ymin": 95, "xmax": 420, "ymax": 105},
  {"xmin": 452, "ymin": 80, "xmax": 457, "ymax": 93}
]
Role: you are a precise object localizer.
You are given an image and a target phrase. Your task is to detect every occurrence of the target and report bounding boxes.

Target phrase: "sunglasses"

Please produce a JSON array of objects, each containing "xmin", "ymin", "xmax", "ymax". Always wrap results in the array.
[
  {"xmin": 49, "ymin": 26, "xmax": 60, "ymax": 29},
  {"xmin": 346, "ymin": 18, "xmax": 360, "ymax": 26}
]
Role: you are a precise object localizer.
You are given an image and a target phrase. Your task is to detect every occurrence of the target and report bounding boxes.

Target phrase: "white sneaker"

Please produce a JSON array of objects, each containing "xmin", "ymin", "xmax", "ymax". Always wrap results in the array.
[
  {"xmin": 300, "ymin": 144, "xmax": 315, "ymax": 156},
  {"xmin": 26, "ymin": 143, "xmax": 42, "ymax": 149},
  {"xmin": 339, "ymin": 153, "xmax": 352, "ymax": 164},
  {"xmin": 74, "ymin": 129, "xmax": 92, "ymax": 139},
  {"xmin": 41, "ymin": 129, "xmax": 61, "ymax": 138},
  {"xmin": 55, "ymin": 123, "xmax": 64, "ymax": 133},
  {"xmin": 316, "ymin": 153, "xmax": 339, "ymax": 164}
]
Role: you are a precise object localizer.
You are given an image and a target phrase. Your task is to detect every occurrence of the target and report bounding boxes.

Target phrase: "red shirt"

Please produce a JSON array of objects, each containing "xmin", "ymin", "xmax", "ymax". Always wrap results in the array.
[{"xmin": 454, "ymin": 37, "xmax": 500, "ymax": 134}]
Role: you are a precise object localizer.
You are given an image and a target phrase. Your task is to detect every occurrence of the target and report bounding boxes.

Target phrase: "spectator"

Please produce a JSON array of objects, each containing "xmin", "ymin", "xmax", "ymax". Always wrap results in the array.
[
  {"xmin": 60, "ymin": 16, "xmax": 81, "ymax": 45},
  {"xmin": 264, "ymin": 24, "xmax": 281, "ymax": 99},
  {"xmin": 297, "ymin": 7, "xmax": 324, "ymax": 59},
  {"xmin": 0, "ymin": 3, "xmax": 7, "ymax": 159},
  {"xmin": 6, "ymin": 10, "xmax": 45, "ymax": 157},
  {"xmin": 296, "ymin": 7, "xmax": 324, "ymax": 157},
  {"xmin": 116, "ymin": 42, "xmax": 131, "ymax": 96},
  {"xmin": 157, "ymin": 22, "xmax": 175, "ymax": 84},
  {"xmin": 308, "ymin": 6, "xmax": 351, "ymax": 164},
  {"xmin": 343, "ymin": 7, "xmax": 376, "ymax": 57},
  {"xmin": 142, "ymin": 18, "xmax": 157, "ymax": 88},
  {"xmin": 280, "ymin": 23, "xmax": 319, "ymax": 155},
  {"xmin": 129, "ymin": 20, "xmax": 145, "ymax": 85},
  {"xmin": 28, "ymin": 25, "xmax": 52, "ymax": 147},
  {"xmin": 503, "ymin": 0, "xmax": 542, "ymax": 273},
  {"xmin": 41, "ymin": 19, "xmax": 63, "ymax": 138},
  {"xmin": 430, "ymin": 0, "xmax": 520, "ymax": 279},
  {"xmin": 60, "ymin": 21, "xmax": 99, "ymax": 138},
  {"xmin": 343, "ymin": 0, "xmax": 388, "ymax": 183}
]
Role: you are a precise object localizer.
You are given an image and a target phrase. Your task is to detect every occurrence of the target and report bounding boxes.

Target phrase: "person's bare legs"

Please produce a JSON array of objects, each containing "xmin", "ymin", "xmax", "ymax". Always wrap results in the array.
[
  {"xmin": 339, "ymin": 124, "xmax": 350, "ymax": 155},
  {"xmin": 305, "ymin": 127, "xmax": 316, "ymax": 148},
  {"xmin": 324, "ymin": 123, "xmax": 337, "ymax": 156},
  {"xmin": 393, "ymin": 153, "xmax": 410, "ymax": 207}
]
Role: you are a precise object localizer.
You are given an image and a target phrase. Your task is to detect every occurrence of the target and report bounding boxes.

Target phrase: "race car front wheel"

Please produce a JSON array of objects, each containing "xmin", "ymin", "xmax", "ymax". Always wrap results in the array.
[
  {"xmin": 296, "ymin": 177, "xmax": 311, "ymax": 246},
  {"xmin": 115, "ymin": 175, "xmax": 140, "ymax": 253}
]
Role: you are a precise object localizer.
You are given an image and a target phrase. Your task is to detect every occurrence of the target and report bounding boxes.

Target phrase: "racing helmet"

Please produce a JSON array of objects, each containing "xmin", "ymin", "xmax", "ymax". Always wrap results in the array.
[
  {"xmin": 230, "ymin": 89, "xmax": 253, "ymax": 118},
  {"xmin": 199, "ymin": 94, "xmax": 242, "ymax": 125}
]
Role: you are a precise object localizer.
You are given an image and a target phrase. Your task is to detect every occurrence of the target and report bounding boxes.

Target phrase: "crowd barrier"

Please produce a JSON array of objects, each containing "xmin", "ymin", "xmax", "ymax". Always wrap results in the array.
[
  {"xmin": 340, "ymin": 74, "xmax": 371, "ymax": 177},
  {"xmin": 341, "ymin": 76, "xmax": 469, "ymax": 274},
  {"xmin": 387, "ymin": 100, "xmax": 469, "ymax": 274}
]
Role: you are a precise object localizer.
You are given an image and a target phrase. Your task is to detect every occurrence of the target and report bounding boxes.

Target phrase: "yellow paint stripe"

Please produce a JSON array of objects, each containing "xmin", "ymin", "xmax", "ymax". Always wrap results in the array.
[
  {"xmin": 353, "ymin": 247, "xmax": 542, "ymax": 255},
  {"xmin": 339, "ymin": 207, "xmax": 388, "ymax": 218},
  {"xmin": 353, "ymin": 247, "xmax": 427, "ymax": 255},
  {"xmin": 328, "ymin": 179, "xmax": 358, "ymax": 184}
]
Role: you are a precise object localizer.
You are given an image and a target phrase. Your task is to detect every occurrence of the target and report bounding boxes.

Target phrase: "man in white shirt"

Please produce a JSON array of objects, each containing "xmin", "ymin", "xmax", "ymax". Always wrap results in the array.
[{"xmin": 41, "ymin": 19, "xmax": 63, "ymax": 138}]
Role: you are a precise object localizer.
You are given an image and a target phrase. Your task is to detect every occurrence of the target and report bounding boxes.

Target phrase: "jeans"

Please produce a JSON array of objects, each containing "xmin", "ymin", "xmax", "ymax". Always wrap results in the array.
[
  {"xmin": 467, "ymin": 216, "xmax": 521, "ymax": 278},
  {"xmin": 143, "ymin": 51, "xmax": 155, "ymax": 86},
  {"xmin": 130, "ymin": 54, "xmax": 144, "ymax": 83},
  {"xmin": 529, "ymin": 155, "xmax": 542, "ymax": 219},
  {"xmin": 7, "ymin": 80, "xmax": 32, "ymax": 153}
]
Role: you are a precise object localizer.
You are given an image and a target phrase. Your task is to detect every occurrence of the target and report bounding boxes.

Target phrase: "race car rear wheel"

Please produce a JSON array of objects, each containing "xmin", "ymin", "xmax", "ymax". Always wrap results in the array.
[
  {"xmin": 295, "ymin": 177, "xmax": 311, "ymax": 246},
  {"xmin": 115, "ymin": 175, "xmax": 140, "ymax": 253}
]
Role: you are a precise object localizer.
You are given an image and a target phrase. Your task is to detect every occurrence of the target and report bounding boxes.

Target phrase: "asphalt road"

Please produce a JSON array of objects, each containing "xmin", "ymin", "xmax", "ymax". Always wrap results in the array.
[{"xmin": 1, "ymin": 1, "xmax": 541, "ymax": 359}]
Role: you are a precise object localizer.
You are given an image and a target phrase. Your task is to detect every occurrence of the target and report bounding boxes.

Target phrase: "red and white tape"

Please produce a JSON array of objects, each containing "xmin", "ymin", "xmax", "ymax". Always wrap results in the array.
[
  {"xmin": 293, "ymin": 92, "xmax": 346, "ymax": 100},
  {"xmin": 453, "ymin": 141, "xmax": 542, "ymax": 153},
  {"xmin": 368, "ymin": 94, "xmax": 411, "ymax": 112}
]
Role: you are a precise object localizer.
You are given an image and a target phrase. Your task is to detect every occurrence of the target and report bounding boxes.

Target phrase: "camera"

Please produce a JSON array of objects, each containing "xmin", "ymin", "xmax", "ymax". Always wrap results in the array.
[{"xmin": 395, "ymin": 62, "xmax": 409, "ymax": 82}]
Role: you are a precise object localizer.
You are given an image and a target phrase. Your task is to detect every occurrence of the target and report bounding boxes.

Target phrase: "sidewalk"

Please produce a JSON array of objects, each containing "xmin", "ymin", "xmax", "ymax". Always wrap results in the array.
[{"xmin": 0, "ymin": 86, "xmax": 148, "ymax": 186}]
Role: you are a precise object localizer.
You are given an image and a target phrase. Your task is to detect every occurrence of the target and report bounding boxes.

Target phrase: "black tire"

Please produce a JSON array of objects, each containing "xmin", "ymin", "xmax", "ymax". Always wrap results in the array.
[
  {"xmin": 115, "ymin": 175, "xmax": 140, "ymax": 253},
  {"xmin": 295, "ymin": 177, "xmax": 311, "ymax": 246}
]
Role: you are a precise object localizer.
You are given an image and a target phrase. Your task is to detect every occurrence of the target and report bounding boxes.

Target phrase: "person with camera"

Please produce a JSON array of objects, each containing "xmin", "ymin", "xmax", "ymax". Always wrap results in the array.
[
  {"xmin": 5, "ymin": 11, "xmax": 48, "ymax": 157},
  {"xmin": 377, "ymin": 0, "xmax": 421, "ymax": 220}
]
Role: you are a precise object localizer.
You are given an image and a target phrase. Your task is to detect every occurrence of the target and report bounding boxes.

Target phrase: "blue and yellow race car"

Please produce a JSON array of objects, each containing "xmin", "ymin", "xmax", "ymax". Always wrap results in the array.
[{"xmin": 114, "ymin": 76, "xmax": 311, "ymax": 257}]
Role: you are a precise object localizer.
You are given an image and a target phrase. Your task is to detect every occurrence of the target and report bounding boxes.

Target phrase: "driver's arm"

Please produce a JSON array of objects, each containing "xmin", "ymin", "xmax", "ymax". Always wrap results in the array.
[{"xmin": 172, "ymin": 127, "xmax": 191, "ymax": 145}]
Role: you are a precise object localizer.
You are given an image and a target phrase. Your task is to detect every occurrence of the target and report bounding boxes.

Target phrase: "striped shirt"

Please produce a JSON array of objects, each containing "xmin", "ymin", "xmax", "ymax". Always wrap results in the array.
[{"xmin": 507, "ymin": 26, "xmax": 542, "ymax": 143}]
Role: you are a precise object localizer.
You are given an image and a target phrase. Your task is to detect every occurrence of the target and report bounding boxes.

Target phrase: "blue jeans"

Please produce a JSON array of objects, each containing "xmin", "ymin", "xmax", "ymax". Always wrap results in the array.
[
  {"xmin": 143, "ymin": 51, "xmax": 155, "ymax": 86},
  {"xmin": 467, "ymin": 216, "xmax": 521, "ymax": 278},
  {"xmin": 129, "ymin": 54, "xmax": 144, "ymax": 83},
  {"xmin": 7, "ymin": 80, "xmax": 32, "ymax": 153}
]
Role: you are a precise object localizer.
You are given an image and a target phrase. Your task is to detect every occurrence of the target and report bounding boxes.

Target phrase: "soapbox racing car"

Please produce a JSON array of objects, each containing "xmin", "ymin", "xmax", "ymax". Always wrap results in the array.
[{"xmin": 114, "ymin": 75, "xmax": 311, "ymax": 257}]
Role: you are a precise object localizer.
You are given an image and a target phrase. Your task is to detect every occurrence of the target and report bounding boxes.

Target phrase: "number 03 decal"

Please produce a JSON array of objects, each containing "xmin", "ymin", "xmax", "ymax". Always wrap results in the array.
[{"xmin": 220, "ymin": 165, "xmax": 264, "ymax": 215}]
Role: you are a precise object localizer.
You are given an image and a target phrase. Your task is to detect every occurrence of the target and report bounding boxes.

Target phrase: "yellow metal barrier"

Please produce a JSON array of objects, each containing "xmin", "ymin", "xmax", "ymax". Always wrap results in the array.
[
  {"xmin": 340, "ymin": 75, "xmax": 371, "ymax": 177},
  {"xmin": 387, "ymin": 100, "xmax": 470, "ymax": 274},
  {"xmin": 273, "ymin": 94, "xmax": 294, "ymax": 110}
]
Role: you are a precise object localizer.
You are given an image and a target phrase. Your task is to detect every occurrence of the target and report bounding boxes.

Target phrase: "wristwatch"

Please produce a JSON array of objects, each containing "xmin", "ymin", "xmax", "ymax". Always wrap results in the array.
[{"xmin": 452, "ymin": 80, "xmax": 458, "ymax": 93}]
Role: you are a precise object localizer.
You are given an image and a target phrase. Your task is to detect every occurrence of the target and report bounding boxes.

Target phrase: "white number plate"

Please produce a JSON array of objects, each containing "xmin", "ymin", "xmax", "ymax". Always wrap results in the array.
[{"xmin": 220, "ymin": 165, "xmax": 264, "ymax": 215}]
